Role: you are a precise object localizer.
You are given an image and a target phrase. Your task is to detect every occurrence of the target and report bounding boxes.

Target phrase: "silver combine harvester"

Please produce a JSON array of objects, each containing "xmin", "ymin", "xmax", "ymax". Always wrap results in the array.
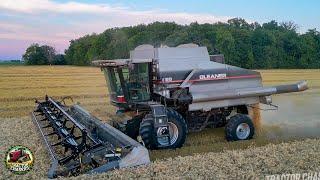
[{"xmin": 32, "ymin": 44, "xmax": 308, "ymax": 178}]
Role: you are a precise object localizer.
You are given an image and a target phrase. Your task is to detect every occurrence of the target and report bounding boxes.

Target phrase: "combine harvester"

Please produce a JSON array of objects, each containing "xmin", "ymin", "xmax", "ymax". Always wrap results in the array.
[{"xmin": 32, "ymin": 44, "xmax": 308, "ymax": 178}]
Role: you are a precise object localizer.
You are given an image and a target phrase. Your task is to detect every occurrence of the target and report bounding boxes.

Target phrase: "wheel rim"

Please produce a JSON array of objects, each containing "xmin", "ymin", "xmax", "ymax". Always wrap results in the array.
[
  {"xmin": 236, "ymin": 123, "xmax": 250, "ymax": 140},
  {"xmin": 157, "ymin": 122, "xmax": 179, "ymax": 146}
]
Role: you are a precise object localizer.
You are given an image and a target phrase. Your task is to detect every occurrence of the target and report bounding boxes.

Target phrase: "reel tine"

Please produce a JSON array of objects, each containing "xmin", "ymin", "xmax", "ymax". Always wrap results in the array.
[
  {"xmin": 74, "ymin": 136, "xmax": 82, "ymax": 140},
  {"xmin": 70, "ymin": 126, "xmax": 75, "ymax": 135},
  {"xmin": 45, "ymin": 132, "xmax": 57, "ymax": 136},
  {"xmin": 42, "ymin": 124, "xmax": 52, "ymax": 128},
  {"xmin": 52, "ymin": 140, "xmax": 63, "ymax": 147},
  {"xmin": 64, "ymin": 147, "xmax": 69, "ymax": 153},
  {"xmin": 40, "ymin": 117, "xmax": 48, "ymax": 121},
  {"xmin": 59, "ymin": 154, "xmax": 76, "ymax": 165}
]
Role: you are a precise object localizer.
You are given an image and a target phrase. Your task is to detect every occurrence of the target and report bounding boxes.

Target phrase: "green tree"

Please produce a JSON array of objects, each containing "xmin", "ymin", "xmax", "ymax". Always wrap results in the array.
[
  {"xmin": 23, "ymin": 44, "xmax": 47, "ymax": 65},
  {"xmin": 300, "ymin": 29, "xmax": 320, "ymax": 68},
  {"xmin": 52, "ymin": 54, "xmax": 66, "ymax": 65},
  {"xmin": 215, "ymin": 29, "xmax": 235, "ymax": 65},
  {"xmin": 41, "ymin": 45, "xmax": 56, "ymax": 64},
  {"xmin": 23, "ymin": 44, "xmax": 65, "ymax": 65},
  {"xmin": 63, "ymin": 20, "xmax": 320, "ymax": 69}
]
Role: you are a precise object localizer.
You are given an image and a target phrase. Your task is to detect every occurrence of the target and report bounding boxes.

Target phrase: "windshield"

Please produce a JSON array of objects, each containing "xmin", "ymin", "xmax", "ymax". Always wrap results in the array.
[
  {"xmin": 128, "ymin": 63, "xmax": 150, "ymax": 101},
  {"xmin": 103, "ymin": 67, "xmax": 129, "ymax": 100},
  {"xmin": 102, "ymin": 63, "xmax": 150, "ymax": 103}
]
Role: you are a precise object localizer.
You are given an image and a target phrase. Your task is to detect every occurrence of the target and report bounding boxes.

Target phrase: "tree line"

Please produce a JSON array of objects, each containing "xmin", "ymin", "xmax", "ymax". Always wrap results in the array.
[
  {"xmin": 24, "ymin": 18, "xmax": 320, "ymax": 69},
  {"xmin": 23, "ymin": 44, "xmax": 65, "ymax": 65}
]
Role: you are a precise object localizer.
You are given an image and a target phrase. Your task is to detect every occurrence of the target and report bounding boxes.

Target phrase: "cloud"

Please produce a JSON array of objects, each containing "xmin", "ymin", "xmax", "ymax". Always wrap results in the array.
[
  {"xmin": 0, "ymin": 0, "xmax": 233, "ymax": 59},
  {"xmin": 0, "ymin": 0, "xmax": 127, "ymax": 14},
  {"xmin": 0, "ymin": 0, "xmax": 230, "ymax": 23}
]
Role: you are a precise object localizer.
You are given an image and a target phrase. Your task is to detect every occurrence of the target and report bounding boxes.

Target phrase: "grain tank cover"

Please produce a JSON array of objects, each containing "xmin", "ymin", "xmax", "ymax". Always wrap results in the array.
[
  {"xmin": 129, "ymin": 44, "xmax": 212, "ymax": 72},
  {"xmin": 155, "ymin": 46, "xmax": 210, "ymax": 72},
  {"xmin": 130, "ymin": 44, "xmax": 155, "ymax": 61}
]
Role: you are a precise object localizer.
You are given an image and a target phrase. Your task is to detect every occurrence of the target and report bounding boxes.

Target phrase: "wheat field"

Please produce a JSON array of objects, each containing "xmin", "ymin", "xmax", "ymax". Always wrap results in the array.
[{"xmin": 0, "ymin": 66, "xmax": 319, "ymax": 179}]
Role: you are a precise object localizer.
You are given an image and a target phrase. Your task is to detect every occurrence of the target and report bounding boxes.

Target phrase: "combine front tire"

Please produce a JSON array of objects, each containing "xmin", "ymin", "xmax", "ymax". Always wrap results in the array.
[
  {"xmin": 225, "ymin": 114, "xmax": 254, "ymax": 141},
  {"xmin": 139, "ymin": 109, "xmax": 187, "ymax": 149},
  {"xmin": 139, "ymin": 115, "xmax": 156, "ymax": 149}
]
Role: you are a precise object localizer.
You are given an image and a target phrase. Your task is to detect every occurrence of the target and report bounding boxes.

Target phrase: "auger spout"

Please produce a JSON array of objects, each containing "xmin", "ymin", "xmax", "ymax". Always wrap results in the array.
[{"xmin": 191, "ymin": 81, "xmax": 308, "ymax": 103}]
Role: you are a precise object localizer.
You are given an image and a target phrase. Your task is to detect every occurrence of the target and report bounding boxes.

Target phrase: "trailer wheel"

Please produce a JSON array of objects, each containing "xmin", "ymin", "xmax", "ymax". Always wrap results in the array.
[
  {"xmin": 139, "ymin": 109, "xmax": 187, "ymax": 149},
  {"xmin": 225, "ymin": 114, "xmax": 254, "ymax": 141}
]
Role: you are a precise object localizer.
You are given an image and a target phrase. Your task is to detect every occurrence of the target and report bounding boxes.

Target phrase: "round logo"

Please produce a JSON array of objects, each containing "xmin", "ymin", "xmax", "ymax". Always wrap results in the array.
[{"xmin": 4, "ymin": 145, "xmax": 34, "ymax": 175}]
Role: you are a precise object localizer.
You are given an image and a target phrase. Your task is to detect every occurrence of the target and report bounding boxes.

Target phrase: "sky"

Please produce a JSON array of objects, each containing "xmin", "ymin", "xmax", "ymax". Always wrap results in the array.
[{"xmin": 0, "ymin": 0, "xmax": 319, "ymax": 60}]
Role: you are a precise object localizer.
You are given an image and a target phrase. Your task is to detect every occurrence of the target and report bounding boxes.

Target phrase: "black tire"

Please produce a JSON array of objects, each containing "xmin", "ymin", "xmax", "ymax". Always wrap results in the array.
[
  {"xmin": 166, "ymin": 108, "xmax": 187, "ymax": 148},
  {"xmin": 225, "ymin": 114, "xmax": 254, "ymax": 141},
  {"xmin": 139, "ymin": 108, "xmax": 187, "ymax": 149},
  {"xmin": 139, "ymin": 114, "xmax": 156, "ymax": 149}
]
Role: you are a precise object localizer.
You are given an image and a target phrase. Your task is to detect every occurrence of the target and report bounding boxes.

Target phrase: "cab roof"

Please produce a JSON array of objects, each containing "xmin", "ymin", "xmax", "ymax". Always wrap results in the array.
[{"xmin": 92, "ymin": 58, "xmax": 152, "ymax": 67}]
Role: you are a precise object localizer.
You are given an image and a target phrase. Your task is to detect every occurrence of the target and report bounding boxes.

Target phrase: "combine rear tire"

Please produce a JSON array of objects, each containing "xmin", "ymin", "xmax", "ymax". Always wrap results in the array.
[
  {"xmin": 225, "ymin": 114, "xmax": 254, "ymax": 141},
  {"xmin": 139, "ymin": 109, "xmax": 187, "ymax": 149}
]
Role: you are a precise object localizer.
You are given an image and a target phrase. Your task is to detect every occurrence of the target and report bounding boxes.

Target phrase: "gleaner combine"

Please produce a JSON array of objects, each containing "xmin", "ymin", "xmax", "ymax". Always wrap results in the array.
[{"xmin": 32, "ymin": 44, "xmax": 308, "ymax": 178}]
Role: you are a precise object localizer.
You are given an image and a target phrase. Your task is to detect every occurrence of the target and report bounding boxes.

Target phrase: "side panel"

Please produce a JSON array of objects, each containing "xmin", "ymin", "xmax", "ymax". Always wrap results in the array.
[
  {"xmin": 227, "ymin": 65, "xmax": 262, "ymax": 89},
  {"xmin": 188, "ymin": 66, "xmax": 228, "ymax": 93},
  {"xmin": 189, "ymin": 97, "xmax": 259, "ymax": 111},
  {"xmin": 158, "ymin": 70, "xmax": 191, "ymax": 83},
  {"xmin": 187, "ymin": 63, "xmax": 262, "ymax": 111}
]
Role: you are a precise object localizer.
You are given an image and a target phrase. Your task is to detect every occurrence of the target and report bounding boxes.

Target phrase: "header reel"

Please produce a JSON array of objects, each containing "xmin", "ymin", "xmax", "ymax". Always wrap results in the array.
[{"xmin": 31, "ymin": 96, "xmax": 150, "ymax": 178}]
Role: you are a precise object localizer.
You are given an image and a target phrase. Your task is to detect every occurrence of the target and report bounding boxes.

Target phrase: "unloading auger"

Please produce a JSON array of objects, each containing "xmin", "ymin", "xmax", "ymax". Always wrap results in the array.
[{"xmin": 31, "ymin": 96, "xmax": 150, "ymax": 178}]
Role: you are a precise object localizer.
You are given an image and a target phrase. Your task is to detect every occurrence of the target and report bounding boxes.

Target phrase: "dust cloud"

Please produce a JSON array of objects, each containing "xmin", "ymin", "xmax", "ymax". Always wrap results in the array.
[{"xmin": 258, "ymin": 93, "xmax": 320, "ymax": 140}]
